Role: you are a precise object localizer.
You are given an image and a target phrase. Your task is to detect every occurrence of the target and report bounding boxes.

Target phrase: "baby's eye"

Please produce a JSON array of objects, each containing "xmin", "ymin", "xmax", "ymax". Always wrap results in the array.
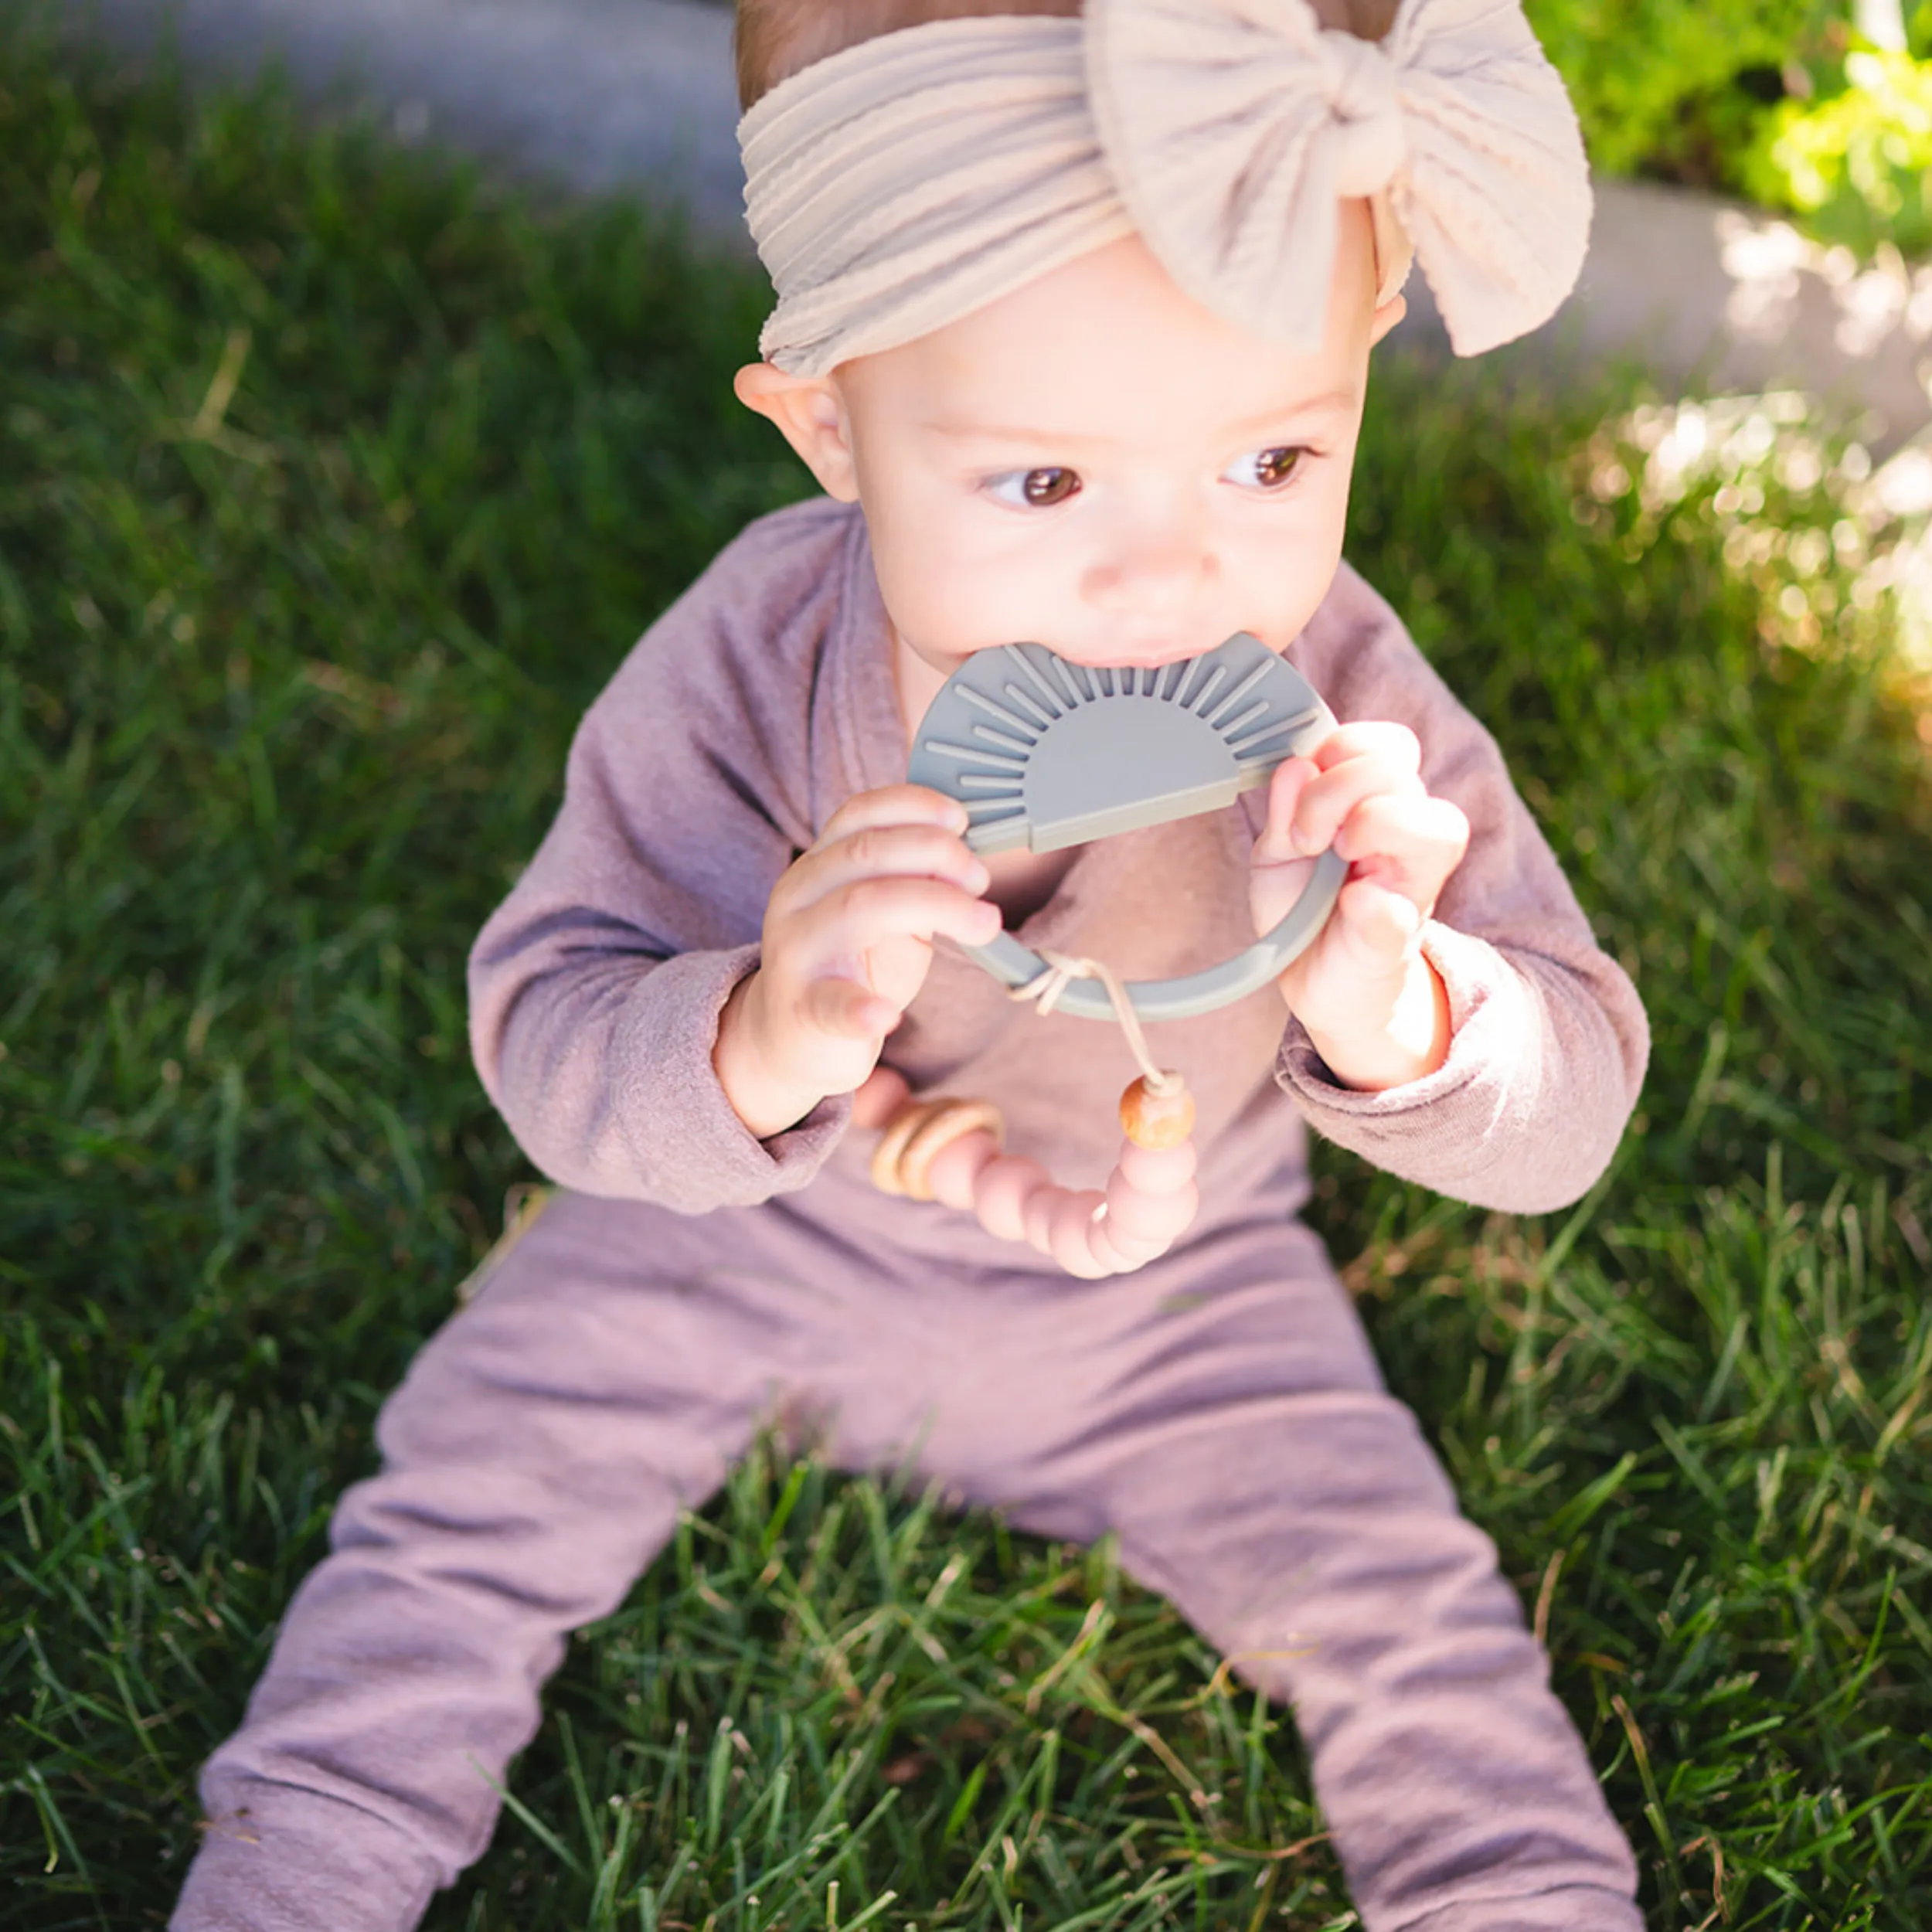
[
  {"xmin": 1223, "ymin": 446, "xmax": 1306, "ymax": 491},
  {"xmin": 985, "ymin": 467, "xmax": 1082, "ymax": 509}
]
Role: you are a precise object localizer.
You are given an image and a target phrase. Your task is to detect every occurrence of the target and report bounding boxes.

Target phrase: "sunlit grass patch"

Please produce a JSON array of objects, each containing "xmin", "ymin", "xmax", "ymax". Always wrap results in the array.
[{"xmin": 1578, "ymin": 388, "xmax": 1932, "ymax": 677}]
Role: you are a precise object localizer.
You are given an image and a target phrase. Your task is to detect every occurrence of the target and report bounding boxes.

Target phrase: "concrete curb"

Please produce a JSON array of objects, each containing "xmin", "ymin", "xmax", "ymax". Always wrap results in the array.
[
  {"xmin": 46, "ymin": 0, "xmax": 1932, "ymax": 459},
  {"xmin": 55, "ymin": 0, "xmax": 750, "ymax": 235}
]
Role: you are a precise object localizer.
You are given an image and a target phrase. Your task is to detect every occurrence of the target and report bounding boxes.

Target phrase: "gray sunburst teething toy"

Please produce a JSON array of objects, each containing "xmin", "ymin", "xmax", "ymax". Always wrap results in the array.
[
  {"xmin": 868, "ymin": 631, "xmax": 1345, "ymax": 1267},
  {"xmin": 906, "ymin": 630, "xmax": 1346, "ymax": 1023}
]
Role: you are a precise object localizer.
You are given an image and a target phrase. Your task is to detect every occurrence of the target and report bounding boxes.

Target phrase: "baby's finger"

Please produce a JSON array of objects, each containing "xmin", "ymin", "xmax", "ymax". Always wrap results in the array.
[
  {"xmin": 850, "ymin": 1063, "xmax": 911, "ymax": 1129},
  {"xmin": 1253, "ymin": 756, "xmax": 1318, "ymax": 866},
  {"xmin": 1332, "ymin": 792, "xmax": 1471, "ymax": 910},
  {"xmin": 787, "ymin": 821, "xmax": 989, "ymax": 913},
  {"xmin": 818, "ymin": 784, "xmax": 971, "ymax": 844},
  {"xmin": 1290, "ymin": 745, "xmax": 1427, "ymax": 857},
  {"xmin": 1304, "ymin": 719, "xmax": 1423, "ymax": 777},
  {"xmin": 805, "ymin": 875, "xmax": 1002, "ymax": 965}
]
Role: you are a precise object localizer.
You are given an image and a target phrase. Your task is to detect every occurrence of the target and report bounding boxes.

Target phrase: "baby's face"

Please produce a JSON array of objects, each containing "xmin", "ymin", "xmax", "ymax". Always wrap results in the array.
[{"xmin": 829, "ymin": 206, "xmax": 1398, "ymax": 701}]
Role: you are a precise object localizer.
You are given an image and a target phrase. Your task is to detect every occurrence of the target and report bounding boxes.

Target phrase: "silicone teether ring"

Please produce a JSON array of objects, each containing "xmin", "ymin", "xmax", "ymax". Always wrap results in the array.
[{"xmin": 961, "ymin": 847, "xmax": 1345, "ymax": 1023}]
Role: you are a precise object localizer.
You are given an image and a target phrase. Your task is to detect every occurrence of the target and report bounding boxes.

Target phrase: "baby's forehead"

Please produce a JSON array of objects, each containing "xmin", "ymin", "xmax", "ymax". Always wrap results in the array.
[{"xmin": 861, "ymin": 232, "xmax": 1377, "ymax": 438}]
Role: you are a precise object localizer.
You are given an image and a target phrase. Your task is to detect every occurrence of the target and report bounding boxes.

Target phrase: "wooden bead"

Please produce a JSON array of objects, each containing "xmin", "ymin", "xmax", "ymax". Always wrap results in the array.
[
  {"xmin": 896, "ymin": 1099, "xmax": 1004, "ymax": 1202},
  {"xmin": 870, "ymin": 1096, "xmax": 1006, "ymax": 1200},
  {"xmin": 869, "ymin": 1099, "xmax": 948, "ymax": 1197},
  {"xmin": 1118, "ymin": 1075, "xmax": 1196, "ymax": 1150}
]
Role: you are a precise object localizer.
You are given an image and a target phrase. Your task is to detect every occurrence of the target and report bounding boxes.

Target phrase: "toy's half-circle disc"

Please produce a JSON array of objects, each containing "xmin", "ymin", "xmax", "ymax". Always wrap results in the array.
[
  {"xmin": 906, "ymin": 631, "xmax": 1331, "ymax": 855},
  {"xmin": 905, "ymin": 633, "xmax": 1344, "ymax": 1024}
]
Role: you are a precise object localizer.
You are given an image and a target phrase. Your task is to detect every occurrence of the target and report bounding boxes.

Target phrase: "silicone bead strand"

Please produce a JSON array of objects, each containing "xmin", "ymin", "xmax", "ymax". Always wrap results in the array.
[{"xmin": 869, "ymin": 1089, "xmax": 1199, "ymax": 1277}]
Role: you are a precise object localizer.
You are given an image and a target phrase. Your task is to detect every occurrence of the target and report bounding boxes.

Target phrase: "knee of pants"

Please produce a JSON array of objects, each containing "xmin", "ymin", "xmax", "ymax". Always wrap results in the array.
[
  {"xmin": 368, "ymin": 1189, "xmax": 809, "ymax": 1495},
  {"xmin": 1015, "ymin": 1384, "xmax": 1640, "ymax": 1925},
  {"xmin": 287, "ymin": 1187, "xmax": 829, "ymax": 1688},
  {"xmin": 192, "ymin": 1191, "xmax": 816, "ymax": 1890},
  {"xmin": 985, "ymin": 1338, "xmax": 1532, "ymax": 1720}
]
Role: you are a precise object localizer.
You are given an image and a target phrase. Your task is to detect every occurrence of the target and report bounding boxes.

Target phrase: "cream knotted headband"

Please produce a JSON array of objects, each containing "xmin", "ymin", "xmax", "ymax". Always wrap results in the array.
[{"xmin": 739, "ymin": 0, "xmax": 1592, "ymax": 377}]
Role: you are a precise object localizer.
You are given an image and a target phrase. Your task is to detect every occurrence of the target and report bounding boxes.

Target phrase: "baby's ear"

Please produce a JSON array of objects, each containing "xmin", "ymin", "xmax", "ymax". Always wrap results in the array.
[
  {"xmin": 733, "ymin": 363, "xmax": 859, "ymax": 502},
  {"xmin": 1368, "ymin": 291, "xmax": 1407, "ymax": 349}
]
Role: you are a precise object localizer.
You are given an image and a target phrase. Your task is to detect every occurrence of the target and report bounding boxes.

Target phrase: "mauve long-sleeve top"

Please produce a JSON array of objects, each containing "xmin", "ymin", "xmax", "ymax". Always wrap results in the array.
[
  {"xmin": 466, "ymin": 495, "xmax": 1648, "ymax": 1250},
  {"xmin": 171, "ymin": 495, "xmax": 1653, "ymax": 1932}
]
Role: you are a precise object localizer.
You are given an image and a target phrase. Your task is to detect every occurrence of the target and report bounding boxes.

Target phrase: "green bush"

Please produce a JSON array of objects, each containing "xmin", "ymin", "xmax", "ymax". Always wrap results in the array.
[
  {"xmin": 1524, "ymin": 2, "xmax": 1932, "ymax": 257},
  {"xmin": 1740, "ymin": 46, "xmax": 1932, "ymax": 253},
  {"xmin": 1523, "ymin": 0, "xmax": 1837, "ymax": 178}
]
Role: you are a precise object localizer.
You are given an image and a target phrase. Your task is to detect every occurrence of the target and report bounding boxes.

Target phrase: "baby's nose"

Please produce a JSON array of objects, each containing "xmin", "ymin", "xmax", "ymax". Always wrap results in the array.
[{"xmin": 1086, "ymin": 522, "xmax": 1213, "ymax": 612}]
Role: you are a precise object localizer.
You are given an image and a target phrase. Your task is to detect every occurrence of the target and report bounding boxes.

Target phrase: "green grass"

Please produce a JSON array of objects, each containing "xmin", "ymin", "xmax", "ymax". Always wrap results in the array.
[{"xmin": 4, "ymin": 26, "xmax": 1931, "ymax": 1932}]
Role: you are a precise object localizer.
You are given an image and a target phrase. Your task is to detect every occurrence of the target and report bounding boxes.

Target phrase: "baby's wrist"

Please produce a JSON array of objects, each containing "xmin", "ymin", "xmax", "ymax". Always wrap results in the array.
[
  {"xmin": 1301, "ymin": 950, "xmax": 1451, "ymax": 1094},
  {"xmin": 712, "ymin": 972, "xmax": 828, "ymax": 1140}
]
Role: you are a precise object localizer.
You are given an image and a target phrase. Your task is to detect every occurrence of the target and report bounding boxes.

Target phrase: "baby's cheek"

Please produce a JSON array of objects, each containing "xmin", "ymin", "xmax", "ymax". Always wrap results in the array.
[
  {"xmin": 910, "ymin": 568, "xmax": 995, "ymax": 656},
  {"xmin": 1246, "ymin": 524, "xmax": 1345, "ymax": 642},
  {"xmin": 875, "ymin": 536, "xmax": 977, "ymax": 651},
  {"xmin": 928, "ymin": 553, "xmax": 1061, "ymax": 655}
]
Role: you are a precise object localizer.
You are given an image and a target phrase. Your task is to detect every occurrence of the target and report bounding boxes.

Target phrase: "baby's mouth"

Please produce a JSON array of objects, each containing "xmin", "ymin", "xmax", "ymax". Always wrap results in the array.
[{"xmin": 1064, "ymin": 634, "xmax": 1218, "ymax": 671}]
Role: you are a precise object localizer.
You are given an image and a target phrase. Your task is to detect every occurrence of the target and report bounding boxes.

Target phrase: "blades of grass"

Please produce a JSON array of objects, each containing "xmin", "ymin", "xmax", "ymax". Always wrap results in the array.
[{"xmin": 467, "ymin": 1756, "xmax": 584, "ymax": 1879}]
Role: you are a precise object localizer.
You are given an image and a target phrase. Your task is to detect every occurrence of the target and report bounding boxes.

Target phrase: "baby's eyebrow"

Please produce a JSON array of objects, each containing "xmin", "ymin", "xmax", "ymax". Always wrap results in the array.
[
  {"xmin": 923, "ymin": 419, "xmax": 1108, "ymax": 449},
  {"xmin": 1225, "ymin": 388, "xmax": 1362, "ymax": 434},
  {"xmin": 923, "ymin": 388, "xmax": 1362, "ymax": 449}
]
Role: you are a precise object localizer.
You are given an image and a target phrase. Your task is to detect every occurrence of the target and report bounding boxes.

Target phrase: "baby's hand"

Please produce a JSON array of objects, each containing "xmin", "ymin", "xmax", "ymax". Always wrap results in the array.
[
  {"xmin": 713, "ymin": 786, "xmax": 1002, "ymax": 1138},
  {"xmin": 1248, "ymin": 723, "xmax": 1469, "ymax": 1091}
]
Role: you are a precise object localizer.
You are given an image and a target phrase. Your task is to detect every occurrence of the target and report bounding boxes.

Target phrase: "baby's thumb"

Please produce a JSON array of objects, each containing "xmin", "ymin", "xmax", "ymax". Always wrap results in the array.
[
  {"xmin": 1336, "ymin": 876, "xmax": 1422, "ymax": 971},
  {"xmin": 808, "ymin": 975, "xmax": 898, "ymax": 1043}
]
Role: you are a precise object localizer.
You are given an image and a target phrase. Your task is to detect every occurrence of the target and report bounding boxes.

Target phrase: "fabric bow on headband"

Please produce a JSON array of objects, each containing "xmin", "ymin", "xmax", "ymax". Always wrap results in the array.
[{"xmin": 740, "ymin": 0, "xmax": 1592, "ymax": 377}]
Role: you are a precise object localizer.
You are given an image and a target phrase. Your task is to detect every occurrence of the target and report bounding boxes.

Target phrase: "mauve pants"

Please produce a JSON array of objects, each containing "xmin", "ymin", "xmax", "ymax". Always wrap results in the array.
[{"xmin": 173, "ymin": 1186, "xmax": 1642, "ymax": 1931}]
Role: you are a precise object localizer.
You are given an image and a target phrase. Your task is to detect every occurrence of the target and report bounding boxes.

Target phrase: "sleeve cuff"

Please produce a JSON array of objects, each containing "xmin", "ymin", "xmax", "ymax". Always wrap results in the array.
[
  {"xmin": 172, "ymin": 1786, "xmax": 440, "ymax": 1932},
  {"xmin": 1271, "ymin": 922, "xmax": 1587, "ymax": 1212},
  {"xmin": 607, "ymin": 943, "xmax": 853, "ymax": 1211},
  {"xmin": 1275, "ymin": 922, "xmax": 1532, "ymax": 1120},
  {"xmin": 1397, "ymin": 1887, "xmax": 1644, "ymax": 1932}
]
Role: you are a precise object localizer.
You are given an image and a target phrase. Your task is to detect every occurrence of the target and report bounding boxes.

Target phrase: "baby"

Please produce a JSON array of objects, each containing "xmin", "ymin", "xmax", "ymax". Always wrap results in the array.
[{"xmin": 172, "ymin": 0, "xmax": 1651, "ymax": 1927}]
